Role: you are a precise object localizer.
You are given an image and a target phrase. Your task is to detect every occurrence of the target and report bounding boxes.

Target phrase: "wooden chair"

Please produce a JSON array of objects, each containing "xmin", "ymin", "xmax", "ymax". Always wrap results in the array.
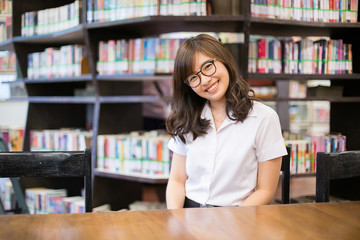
[
  {"xmin": 316, "ymin": 151, "xmax": 360, "ymax": 202},
  {"xmin": 0, "ymin": 148, "xmax": 92, "ymax": 213},
  {"xmin": 280, "ymin": 146, "xmax": 291, "ymax": 204}
]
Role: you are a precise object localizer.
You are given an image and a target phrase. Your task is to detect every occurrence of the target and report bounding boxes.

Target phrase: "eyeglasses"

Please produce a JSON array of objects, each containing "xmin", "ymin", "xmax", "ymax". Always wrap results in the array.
[{"xmin": 184, "ymin": 59, "xmax": 217, "ymax": 88}]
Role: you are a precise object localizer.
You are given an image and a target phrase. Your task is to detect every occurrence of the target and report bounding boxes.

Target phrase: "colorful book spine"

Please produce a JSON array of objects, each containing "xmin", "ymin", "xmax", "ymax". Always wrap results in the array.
[
  {"xmin": 97, "ymin": 37, "xmax": 186, "ymax": 75},
  {"xmin": 97, "ymin": 130, "xmax": 171, "ymax": 177},
  {"xmin": 251, "ymin": 0, "xmax": 358, "ymax": 22},
  {"xmin": 249, "ymin": 36, "xmax": 282, "ymax": 74},
  {"xmin": 0, "ymin": 51, "xmax": 16, "ymax": 71},
  {"xmin": 27, "ymin": 44, "xmax": 87, "ymax": 79},
  {"xmin": 30, "ymin": 129, "xmax": 92, "ymax": 151},
  {"xmin": 88, "ymin": 0, "xmax": 207, "ymax": 23},
  {"xmin": 285, "ymin": 133, "xmax": 346, "ymax": 174},
  {"xmin": 21, "ymin": 0, "xmax": 81, "ymax": 37}
]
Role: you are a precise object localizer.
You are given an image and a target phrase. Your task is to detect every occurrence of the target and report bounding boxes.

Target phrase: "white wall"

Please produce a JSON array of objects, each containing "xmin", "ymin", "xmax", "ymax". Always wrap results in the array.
[{"xmin": 0, "ymin": 101, "xmax": 28, "ymax": 128}]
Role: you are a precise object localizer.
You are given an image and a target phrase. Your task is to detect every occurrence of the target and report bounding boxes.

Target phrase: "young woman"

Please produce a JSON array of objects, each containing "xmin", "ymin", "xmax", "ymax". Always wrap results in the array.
[{"xmin": 166, "ymin": 34, "xmax": 287, "ymax": 208}]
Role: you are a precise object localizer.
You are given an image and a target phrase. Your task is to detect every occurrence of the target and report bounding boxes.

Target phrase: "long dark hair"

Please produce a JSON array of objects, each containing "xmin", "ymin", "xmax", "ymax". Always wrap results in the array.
[{"xmin": 166, "ymin": 34, "xmax": 256, "ymax": 143}]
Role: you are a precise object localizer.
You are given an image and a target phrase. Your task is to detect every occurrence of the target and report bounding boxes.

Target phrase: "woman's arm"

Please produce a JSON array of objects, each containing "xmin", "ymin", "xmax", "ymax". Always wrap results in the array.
[
  {"xmin": 166, "ymin": 153, "xmax": 187, "ymax": 209},
  {"xmin": 241, "ymin": 157, "xmax": 282, "ymax": 206}
]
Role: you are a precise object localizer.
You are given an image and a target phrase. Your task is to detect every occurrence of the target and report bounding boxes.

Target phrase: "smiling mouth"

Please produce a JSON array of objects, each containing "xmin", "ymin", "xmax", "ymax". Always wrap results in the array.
[{"xmin": 206, "ymin": 81, "xmax": 219, "ymax": 93}]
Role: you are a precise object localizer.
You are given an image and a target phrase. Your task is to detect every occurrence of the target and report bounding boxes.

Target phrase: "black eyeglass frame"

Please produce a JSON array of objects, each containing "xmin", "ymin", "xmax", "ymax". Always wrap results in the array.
[{"xmin": 184, "ymin": 59, "xmax": 217, "ymax": 88}]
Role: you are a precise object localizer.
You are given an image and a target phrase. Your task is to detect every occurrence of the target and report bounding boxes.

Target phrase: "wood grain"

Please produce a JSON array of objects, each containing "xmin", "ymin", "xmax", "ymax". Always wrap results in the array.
[{"xmin": 0, "ymin": 202, "xmax": 359, "ymax": 240}]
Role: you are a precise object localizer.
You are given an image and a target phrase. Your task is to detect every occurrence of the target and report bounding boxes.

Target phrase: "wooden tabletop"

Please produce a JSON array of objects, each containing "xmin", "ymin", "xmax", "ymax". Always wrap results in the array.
[{"xmin": 0, "ymin": 201, "xmax": 359, "ymax": 240}]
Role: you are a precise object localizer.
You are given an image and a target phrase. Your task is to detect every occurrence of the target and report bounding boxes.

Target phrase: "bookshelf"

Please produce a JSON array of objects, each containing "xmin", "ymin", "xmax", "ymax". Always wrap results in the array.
[{"xmin": 1, "ymin": 0, "xmax": 359, "ymax": 209}]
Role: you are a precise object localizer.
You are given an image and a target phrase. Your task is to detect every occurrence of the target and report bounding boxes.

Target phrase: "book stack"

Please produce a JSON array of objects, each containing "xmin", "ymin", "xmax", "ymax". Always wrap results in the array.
[
  {"xmin": 0, "ymin": 179, "xmax": 13, "ymax": 211},
  {"xmin": 249, "ymin": 79, "xmax": 277, "ymax": 98},
  {"xmin": 0, "ymin": 127, "xmax": 24, "ymax": 151},
  {"xmin": 284, "ymin": 37, "xmax": 352, "ymax": 74},
  {"xmin": 248, "ymin": 36, "xmax": 282, "ymax": 73},
  {"xmin": 25, "ymin": 188, "xmax": 111, "ymax": 214},
  {"xmin": 25, "ymin": 188, "xmax": 68, "ymax": 214},
  {"xmin": 129, "ymin": 201, "xmax": 166, "ymax": 210},
  {"xmin": 21, "ymin": 0, "xmax": 81, "ymax": 37},
  {"xmin": 251, "ymin": 0, "xmax": 359, "ymax": 23},
  {"xmin": 97, "ymin": 37, "xmax": 186, "ymax": 75},
  {"xmin": 30, "ymin": 129, "xmax": 92, "ymax": 151},
  {"xmin": 27, "ymin": 45, "xmax": 87, "ymax": 79},
  {"xmin": 0, "ymin": 51, "xmax": 16, "ymax": 72},
  {"xmin": 284, "ymin": 133, "xmax": 346, "ymax": 174},
  {"xmin": 87, "ymin": 0, "xmax": 207, "ymax": 23},
  {"xmin": 0, "ymin": 0, "xmax": 12, "ymax": 15},
  {"xmin": 289, "ymin": 101, "xmax": 330, "ymax": 134},
  {"xmin": 289, "ymin": 80, "xmax": 307, "ymax": 98},
  {"xmin": 249, "ymin": 35, "xmax": 353, "ymax": 74},
  {"xmin": 97, "ymin": 130, "xmax": 171, "ymax": 177},
  {"xmin": 0, "ymin": 0, "xmax": 12, "ymax": 42},
  {"xmin": 0, "ymin": 16, "xmax": 11, "ymax": 42}
]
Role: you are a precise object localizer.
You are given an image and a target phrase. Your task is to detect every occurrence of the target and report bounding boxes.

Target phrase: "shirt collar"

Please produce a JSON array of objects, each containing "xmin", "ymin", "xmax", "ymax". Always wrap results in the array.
[{"xmin": 201, "ymin": 102, "xmax": 258, "ymax": 120}]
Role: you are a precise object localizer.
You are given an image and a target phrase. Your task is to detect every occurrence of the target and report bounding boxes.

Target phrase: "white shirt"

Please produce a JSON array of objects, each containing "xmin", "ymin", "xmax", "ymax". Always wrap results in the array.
[{"xmin": 168, "ymin": 101, "xmax": 287, "ymax": 206}]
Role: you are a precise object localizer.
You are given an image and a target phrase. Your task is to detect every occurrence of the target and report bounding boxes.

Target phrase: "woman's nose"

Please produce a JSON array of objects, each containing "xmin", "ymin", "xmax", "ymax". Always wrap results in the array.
[{"xmin": 200, "ymin": 74, "xmax": 212, "ymax": 86}]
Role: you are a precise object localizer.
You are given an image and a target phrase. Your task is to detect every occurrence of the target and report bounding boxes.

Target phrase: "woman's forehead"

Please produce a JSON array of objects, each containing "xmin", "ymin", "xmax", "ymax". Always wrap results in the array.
[{"xmin": 192, "ymin": 52, "xmax": 212, "ymax": 70}]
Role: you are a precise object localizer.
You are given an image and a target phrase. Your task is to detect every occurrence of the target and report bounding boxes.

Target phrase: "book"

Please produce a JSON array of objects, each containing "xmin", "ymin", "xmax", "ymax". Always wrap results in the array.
[
  {"xmin": 251, "ymin": 0, "xmax": 359, "ymax": 23},
  {"xmin": 21, "ymin": 0, "xmax": 82, "ymax": 37},
  {"xmin": 97, "ymin": 130, "xmax": 171, "ymax": 177}
]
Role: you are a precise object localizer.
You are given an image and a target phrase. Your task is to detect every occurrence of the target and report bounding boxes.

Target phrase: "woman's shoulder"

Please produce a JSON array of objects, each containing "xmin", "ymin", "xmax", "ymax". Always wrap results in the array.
[{"xmin": 250, "ymin": 100, "xmax": 278, "ymax": 118}]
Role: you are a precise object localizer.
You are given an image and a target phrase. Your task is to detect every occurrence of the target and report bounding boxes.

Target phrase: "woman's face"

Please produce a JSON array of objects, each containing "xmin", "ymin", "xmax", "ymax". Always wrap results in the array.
[{"xmin": 189, "ymin": 52, "xmax": 230, "ymax": 105}]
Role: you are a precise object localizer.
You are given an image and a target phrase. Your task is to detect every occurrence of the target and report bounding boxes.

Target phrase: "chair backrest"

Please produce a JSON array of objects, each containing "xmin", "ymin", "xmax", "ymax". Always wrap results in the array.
[
  {"xmin": 280, "ymin": 146, "xmax": 291, "ymax": 204},
  {"xmin": 0, "ymin": 148, "xmax": 92, "ymax": 212},
  {"xmin": 316, "ymin": 151, "xmax": 360, "ymax": 202}
]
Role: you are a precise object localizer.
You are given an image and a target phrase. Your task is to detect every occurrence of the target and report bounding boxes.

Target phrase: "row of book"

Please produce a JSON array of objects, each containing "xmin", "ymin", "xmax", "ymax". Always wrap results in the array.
[
  {"xmin": 289, "ymin": 80, "xmax": 308, "ymax": 98},
  {"xmin": 251, "ymin": 0, "xmax": 359, "ymax": 23},
  {"xmin": 0, "ymin": 15, "xmax": 11, "ymax": 42},
  {"xmin": 249, "ymin": 36, "xmax": 353, "ymax": 74},
  {"xmin": 27, "ymin": 45, "xmax": 87, "ymax": 79},
  {"xmin": 21, "ymin": 0, "xmax": 81, "ymax": 37},
  {"xmin": 0, "ymin": 0, "xmax": 12, "ymax": 14},
  {"xmin": 289, "ymin": 101, "xmax": 330, "ymax": 124},
  {"xmin": 252, "ymin": 86, "xmax": 277, "ymax": 98},
  {"xmin": 284, "ymin": 133, "xmax": 346, "ymax": 174},
  {"xmin": 248, "ymin": 37, "xmax": 282, "ymax": 73},
  {"xmin": 98, "ymin": 37, "xmax": 186, "ymax": 75},
  {"xmin": 129, "ymin": 201, "xmax": 166, "ymax": 210},
  {"xmin": 25, "ymin": 187, "xmax": 111, "ymax": 214},
  {"xmin": 97, "ymin": 130, "xmax": 171, "ymax": 177},
  {"xmin": 87, "ymin": 0, "xmax": 207, "ymax": 23},
  {"xmin": 0, "ymin": 178, "xmax": 13, "ymax": 211},
  {"xmin": 0, "ymin": 127, "xmax": 24, "ymax": 151},
  {"xmin": 30, "ymin": 129, "xmax": 92, "ymax": 151},
  {"xmin": 0, "ymin": 51, "xmax": 15, "ymax": 72}
]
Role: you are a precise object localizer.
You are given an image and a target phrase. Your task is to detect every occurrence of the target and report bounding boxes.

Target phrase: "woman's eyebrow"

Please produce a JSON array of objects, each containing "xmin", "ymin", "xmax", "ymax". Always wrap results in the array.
[{"xmin": 189, "ymin": 59, "xmax": 212, "ymax": 74}]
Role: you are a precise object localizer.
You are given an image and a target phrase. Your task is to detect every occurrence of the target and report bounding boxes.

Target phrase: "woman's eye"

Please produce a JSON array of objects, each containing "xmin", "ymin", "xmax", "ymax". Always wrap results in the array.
[
  {"xmin": 189, "ymin": 75, "xmax": 198, "ymax": 82},
  {"xmin": 203, "ymin": 63, "xmax": 213, "ymax": 71}
]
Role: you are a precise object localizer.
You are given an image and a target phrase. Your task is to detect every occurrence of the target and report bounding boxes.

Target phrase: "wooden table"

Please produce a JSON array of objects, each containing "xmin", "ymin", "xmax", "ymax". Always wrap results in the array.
[{"xmin": 0, "ymin": 201, "xmax": 359, "ymax": 240}]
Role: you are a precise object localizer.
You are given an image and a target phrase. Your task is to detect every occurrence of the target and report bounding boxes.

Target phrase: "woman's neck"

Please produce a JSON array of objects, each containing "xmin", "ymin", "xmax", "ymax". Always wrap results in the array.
[{"xmin": 209, "ymin": 101, "xmax": 227, "ymax": 130}]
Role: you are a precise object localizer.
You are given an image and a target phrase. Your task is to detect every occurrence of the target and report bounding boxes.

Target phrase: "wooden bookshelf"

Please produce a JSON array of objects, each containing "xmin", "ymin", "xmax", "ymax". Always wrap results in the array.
[
  {"xmin": 12, "ymin": 25, "xmax": 85, "ymax": 44},
  {"xmin": 86, "ymin": 15, "xmax": 245, "ymax": 34},
  {"xmin": 2, "ymin": 0, "xmax": 359, "ymax": 209},
  {"xmin": 250, "ymin": 17, "xmax": 360, "ymax": 36},
  {"xmin": 24, "ymin": 74, "xmax": 93, "ymax": 83},
  {"xmin": 249, "ymin": 73, "xmax": 360, "ymax": 81},
  {"xmin": 94, "ymin": 169, "xmax": 168, "ymax": 184},
  {"xmin": 0, "ymin": 38, "xmax": 14, "ymax": 51},
  {"xmin": 97, "ymin": 73, "xmax": 172, "ymax": 81}
]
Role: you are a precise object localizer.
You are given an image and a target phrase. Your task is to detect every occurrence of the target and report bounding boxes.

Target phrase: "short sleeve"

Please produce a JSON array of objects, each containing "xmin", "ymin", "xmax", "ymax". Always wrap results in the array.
[
  {"xmin": 255, "ymin": 110, "xmax": 287, "ymax": 162},
  {"xmin": 168, "ymin": 136, "xmax": 187, "ymax": 156}
]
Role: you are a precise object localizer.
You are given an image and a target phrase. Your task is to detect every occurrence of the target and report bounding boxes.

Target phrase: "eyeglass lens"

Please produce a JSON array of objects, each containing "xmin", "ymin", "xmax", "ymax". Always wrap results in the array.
[{"xmin": 187, "ymin": 61, "xmax": 216, "ymax": 87}]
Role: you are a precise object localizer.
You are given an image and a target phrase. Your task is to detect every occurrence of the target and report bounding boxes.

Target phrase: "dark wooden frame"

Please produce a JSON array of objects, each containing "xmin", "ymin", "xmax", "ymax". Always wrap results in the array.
[
  {"xmin": 316, "ymin": 151, "xmax": 360, "ymax": 202},
  {"xmin": 0, "ymin": 148, "xmax": 92, "ymax": 212},
  {"xmin": 0, "ymin": 0, "xmax": 359, "ymax": 209},
  {"xmin": 281, "ymin": 146, "xmax": 291, "ymax": 204}
]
